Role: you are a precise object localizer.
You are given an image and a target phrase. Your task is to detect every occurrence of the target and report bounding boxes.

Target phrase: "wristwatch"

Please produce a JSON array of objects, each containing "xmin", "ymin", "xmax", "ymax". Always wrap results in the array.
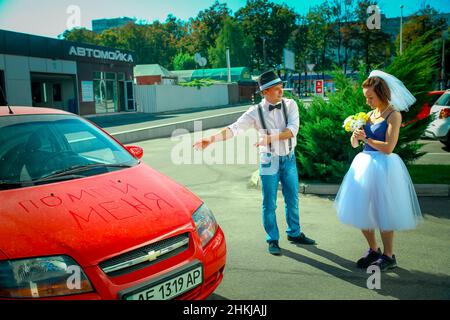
[{"xmin": 364, "ymin": 138, "xmax": 369, "ymax": 144}]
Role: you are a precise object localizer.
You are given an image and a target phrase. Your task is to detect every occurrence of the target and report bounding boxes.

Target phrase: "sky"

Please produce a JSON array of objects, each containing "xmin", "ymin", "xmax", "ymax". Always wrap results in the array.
[{"xmin": 0, "ymin": 0, "xmax": 449, "ymax": 39}]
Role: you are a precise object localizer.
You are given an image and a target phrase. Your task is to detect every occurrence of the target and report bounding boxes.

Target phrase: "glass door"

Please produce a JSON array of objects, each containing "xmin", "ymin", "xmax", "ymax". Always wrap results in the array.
[{"xmin": 94, "ymin": 72, "xmax": 118, "ymax": 114}]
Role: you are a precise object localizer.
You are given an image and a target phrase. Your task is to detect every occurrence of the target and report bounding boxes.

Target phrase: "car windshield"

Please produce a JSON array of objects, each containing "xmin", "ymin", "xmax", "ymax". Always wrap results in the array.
[
  {"xmin": 0, "ymin": 114, "xmax": 139, "ymax": 189},
  {"xmin": 435, "ymin": 93, "xmax": 450, "ymax": 107},
  {"xmin": 428, "ymin": 93, "xmax": 444, "ymax": 106}
]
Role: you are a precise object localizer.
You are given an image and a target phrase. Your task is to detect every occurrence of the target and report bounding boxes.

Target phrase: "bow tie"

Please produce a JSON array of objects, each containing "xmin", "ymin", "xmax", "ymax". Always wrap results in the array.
[{"xmin": 269, "ymin": 103, "xmax": 282, "ymax": 111}]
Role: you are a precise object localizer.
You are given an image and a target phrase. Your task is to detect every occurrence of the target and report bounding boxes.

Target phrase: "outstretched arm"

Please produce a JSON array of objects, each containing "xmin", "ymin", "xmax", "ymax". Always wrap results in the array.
[
  {"xmin": 194, "ymin": 106, "xmax": 256, "ymax": 150},
  {"xmin": 193, "ymin": 127, "xmax": 234, "ymax": 150}
]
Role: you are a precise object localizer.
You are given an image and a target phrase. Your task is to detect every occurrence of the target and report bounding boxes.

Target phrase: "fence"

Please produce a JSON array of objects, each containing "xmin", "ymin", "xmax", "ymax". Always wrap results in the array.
[{"xmin": 135, "ymin": 84, "xmax": 230, "ymax": 113}]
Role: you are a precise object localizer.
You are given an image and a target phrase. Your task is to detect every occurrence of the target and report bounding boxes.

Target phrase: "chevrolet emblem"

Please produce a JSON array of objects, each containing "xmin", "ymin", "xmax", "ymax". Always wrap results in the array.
[{"xmin": 145, "ymin": 250, "xmax": 161, "ymax": 262}]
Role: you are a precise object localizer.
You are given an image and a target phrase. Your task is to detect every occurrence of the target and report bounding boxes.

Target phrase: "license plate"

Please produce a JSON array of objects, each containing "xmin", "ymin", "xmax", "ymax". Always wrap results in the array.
[{"xmin": 124, "ymin": 265, "xmax": 203, "ymax": 300}]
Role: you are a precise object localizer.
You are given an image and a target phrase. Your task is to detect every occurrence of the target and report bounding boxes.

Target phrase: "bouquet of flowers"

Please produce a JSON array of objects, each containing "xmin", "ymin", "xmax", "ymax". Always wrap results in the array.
[{"xmin": 343, "ymin": 112, "xmax": 369, "ymax": 132}]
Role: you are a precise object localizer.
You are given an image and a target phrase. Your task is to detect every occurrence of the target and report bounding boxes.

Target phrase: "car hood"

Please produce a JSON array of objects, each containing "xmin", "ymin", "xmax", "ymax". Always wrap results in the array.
[{"xmin": 0, "ymin": 163, "xmax": 202, "ymax": 266}]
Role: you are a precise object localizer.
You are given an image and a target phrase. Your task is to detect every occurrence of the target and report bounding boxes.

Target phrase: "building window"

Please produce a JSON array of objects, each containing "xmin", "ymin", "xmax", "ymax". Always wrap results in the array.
[{"xmin": 105, "ymin": 72, "xmax": 116, "ymax": 80}]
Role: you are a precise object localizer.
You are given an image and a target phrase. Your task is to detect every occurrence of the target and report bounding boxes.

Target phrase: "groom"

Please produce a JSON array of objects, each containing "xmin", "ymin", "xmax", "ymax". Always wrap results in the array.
[{"xmin": 194, "ymin": 70, "xmax": 316, "ymax": 255}]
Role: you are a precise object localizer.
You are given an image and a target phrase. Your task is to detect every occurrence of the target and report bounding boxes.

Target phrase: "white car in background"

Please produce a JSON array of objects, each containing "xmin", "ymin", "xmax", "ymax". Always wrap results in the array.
[{"xmin": 425, "ymin": 90, "xmax": 450, "ymax": 147}]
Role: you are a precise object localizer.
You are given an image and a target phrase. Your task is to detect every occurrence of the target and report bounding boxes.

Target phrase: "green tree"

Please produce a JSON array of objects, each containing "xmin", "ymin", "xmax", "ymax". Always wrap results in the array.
[
  {"xmin": 62, "ymin": 28, "xmax": 100, "ymax": 45},
  {"xmin": 208, "ymin": 17, "xmax": 253, "ymax": 68},
  {"xmin": 173, "ymin": 52, "xmax": 196, "ymax": 70},
  {"xmin": 235, "ymin": 0, "xmax": 297, "ymax": 72},
  {"xmin": 187, "ymin": 1, "xmax": 232, "ymax": 58},
  {"xmin": 386, "ymin": 32, "xmax": 439, "ymax": 125},
  {"xmin": 305, "ymin": 3, "xmax": 334, "ymax": 76},
  {"xmin": 398, "ymin": 5, "xmax": 447, "ymax": 53},
  {"xmin": 287, "ymin": 16, "xmax": 310, "ymax": 94},
  {"xmin": 347, "ymin": 0, "xmax": 392, "ymax": 73}
]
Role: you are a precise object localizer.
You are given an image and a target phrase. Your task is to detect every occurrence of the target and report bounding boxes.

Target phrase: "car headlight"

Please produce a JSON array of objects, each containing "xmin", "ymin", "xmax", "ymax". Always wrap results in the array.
[
  {"xmin": 192, "ymin": 204, "xmax": 218, "ymax": 247},
  {"xmin": 0, "ymin": 255, "xmax": 94, "ymax": 299}
]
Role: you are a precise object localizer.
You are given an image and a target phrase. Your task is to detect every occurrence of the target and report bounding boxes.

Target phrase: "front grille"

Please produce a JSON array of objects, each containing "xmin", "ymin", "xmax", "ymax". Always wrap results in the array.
[{"xmin": 99, "ymin": 233, "xmax": 190, "ymax": 277}]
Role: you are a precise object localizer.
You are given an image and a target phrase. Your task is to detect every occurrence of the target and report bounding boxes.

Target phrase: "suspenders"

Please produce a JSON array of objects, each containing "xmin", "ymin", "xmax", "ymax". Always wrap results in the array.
[
  {"xmin": 257, "ymin": 103, "xmax": 271, "ymax": 151},
  {"xmin": 257, "ymin": 99, "xmax": 293, "ymax": 154},
  {"xmin": 281, "ymin": 100, "xmax": 293, "ymax": 153}
]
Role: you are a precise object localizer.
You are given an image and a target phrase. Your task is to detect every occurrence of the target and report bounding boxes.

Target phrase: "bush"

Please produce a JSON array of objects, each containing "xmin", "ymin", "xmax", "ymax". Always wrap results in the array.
[
  {"xmin": 178, "ymin": 78, "xmax": 217, "ymax": 89},
  {"xmin": 293, "ymin": 35, "xmax": 438, "ymax": 183}
]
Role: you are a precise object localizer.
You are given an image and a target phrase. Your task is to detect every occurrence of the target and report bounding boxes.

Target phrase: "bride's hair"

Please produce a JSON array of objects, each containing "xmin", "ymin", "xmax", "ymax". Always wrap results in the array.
[{"xmin": 362, "ymin": 76, "xmax": 391, "ymax": 106}]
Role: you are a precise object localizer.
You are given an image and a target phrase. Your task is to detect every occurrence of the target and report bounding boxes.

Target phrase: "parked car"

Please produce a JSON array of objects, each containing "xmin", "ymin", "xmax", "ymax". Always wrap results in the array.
[
  {"xmin": 0, "ymin": 106, "xmax": 226, "ymax": 300},
  {"xmin": 402, "ymin": 90, "xmax": 445, "ymax": 127},
  {"xmin": 425, "ymin": 90, "xmax": 450, "ymax": 147}
]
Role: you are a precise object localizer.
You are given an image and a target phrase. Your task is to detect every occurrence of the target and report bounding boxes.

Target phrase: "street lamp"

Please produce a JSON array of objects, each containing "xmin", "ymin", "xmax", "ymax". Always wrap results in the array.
[{"xmin": 400, "ymin": 5, "xmax": 404, "ymax": 55}]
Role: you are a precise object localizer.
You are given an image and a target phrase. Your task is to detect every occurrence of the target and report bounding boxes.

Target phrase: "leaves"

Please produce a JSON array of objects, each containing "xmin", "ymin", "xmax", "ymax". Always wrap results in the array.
[
  {"xmin": 173, "ymin": 53, "xmax": 196, "ymax": 70},
  {"xmin": 208, "ymin": 17, "xmax": 253, "ymax": 68}
]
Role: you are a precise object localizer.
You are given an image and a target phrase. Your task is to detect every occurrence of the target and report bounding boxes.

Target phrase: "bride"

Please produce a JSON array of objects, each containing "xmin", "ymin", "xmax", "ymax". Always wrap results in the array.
[{"xmin": 335, "ymin": 70, "xmax": 423, "ymax": 272}]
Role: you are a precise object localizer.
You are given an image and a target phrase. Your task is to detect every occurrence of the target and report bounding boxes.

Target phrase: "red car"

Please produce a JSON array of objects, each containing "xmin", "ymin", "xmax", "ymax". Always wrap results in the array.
[
  {"xmin": 0, "ymin": 106, "xmax": 226, "ymax": 300},
  {"xmin": 403, "ymin": 90, "xmax": 445, "ymax": 127}
]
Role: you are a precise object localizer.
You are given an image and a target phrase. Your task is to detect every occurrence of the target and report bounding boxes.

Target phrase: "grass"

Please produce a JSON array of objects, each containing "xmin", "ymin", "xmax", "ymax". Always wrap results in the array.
[{"xmin": 407, "ymin": 165, "xmax": 450, "ymax": 184}]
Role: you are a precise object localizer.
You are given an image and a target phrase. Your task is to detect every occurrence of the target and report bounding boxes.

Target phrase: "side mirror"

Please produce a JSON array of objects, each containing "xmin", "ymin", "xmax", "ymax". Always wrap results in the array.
[{"xmin": 126, "ymin": 145, "xmax": 144, "ymax": 160}]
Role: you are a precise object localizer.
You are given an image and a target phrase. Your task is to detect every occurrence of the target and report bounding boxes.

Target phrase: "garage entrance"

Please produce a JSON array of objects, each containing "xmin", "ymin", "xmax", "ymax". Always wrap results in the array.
[{"xmin": 30, "ymin": 73, "xmax": 78, "ymax": 114}]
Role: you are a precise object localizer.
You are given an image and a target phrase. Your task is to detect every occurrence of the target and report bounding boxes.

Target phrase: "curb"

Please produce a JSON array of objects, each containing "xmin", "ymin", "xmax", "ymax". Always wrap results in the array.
[
  {"xmin": 107, "ymin": 110, "xmax": 246, "ymax": 144},
  {"xmin": 249, "ymin": 170, "xmax": 450, "ymax": 197}
]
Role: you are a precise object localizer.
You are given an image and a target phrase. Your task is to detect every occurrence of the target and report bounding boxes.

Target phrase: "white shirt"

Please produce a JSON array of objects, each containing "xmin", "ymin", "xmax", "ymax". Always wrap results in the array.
[{"xmin": 228, "ymin": 98, "xmax": 299, "ymax": 156}]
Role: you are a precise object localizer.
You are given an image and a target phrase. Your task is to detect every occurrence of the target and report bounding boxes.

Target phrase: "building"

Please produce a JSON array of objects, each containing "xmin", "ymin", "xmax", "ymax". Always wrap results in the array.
[
  {"xmin": 92, "ymin": 17, "xmax": 136, "ymax": 34},
  {"xmin": 134, "ymin": 64, "xmax": 178, "ymax": 85},
  {"xmin": 0, "ymin": 29, "xmax": 136, "ymax": 115}
]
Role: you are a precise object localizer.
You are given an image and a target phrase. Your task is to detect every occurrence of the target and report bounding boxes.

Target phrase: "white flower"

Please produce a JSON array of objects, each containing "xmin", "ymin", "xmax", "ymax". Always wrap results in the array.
[
  {"xmin": 355, "ymin": 119, "xmax": 365, "ymax": 128},
  {"xmin": 343, "ymin": 116, "xmax": 353, "ymax": 128}
]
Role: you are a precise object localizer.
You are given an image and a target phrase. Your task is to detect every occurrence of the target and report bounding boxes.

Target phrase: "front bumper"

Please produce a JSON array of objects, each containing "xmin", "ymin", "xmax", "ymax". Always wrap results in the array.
[{"xmin": 1, "ymin": 228, "xmax": 226, "ymax": 300}]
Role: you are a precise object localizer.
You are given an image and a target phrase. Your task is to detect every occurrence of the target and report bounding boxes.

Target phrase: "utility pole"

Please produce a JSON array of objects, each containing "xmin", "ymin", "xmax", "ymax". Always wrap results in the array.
[
  {"xmin": 400, "ymin": 5, "xmax": 404, "ymax": 55},
  {"xmin": 226, "ymin": 47, "xmax": 231, "ymax": 83}
]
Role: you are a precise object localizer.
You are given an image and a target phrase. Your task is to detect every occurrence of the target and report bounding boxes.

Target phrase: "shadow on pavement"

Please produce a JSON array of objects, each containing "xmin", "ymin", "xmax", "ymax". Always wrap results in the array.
[
  {"xmin": 418, "ymin": 197, "xmax": 450, "ymax": 220},
  {"xmin": 283, "ymin": 246, "xmax": 450, "ymax": 300},
  {"xmin": 206, "ymin": 293, "xmax": 230, "ymax": 300}
]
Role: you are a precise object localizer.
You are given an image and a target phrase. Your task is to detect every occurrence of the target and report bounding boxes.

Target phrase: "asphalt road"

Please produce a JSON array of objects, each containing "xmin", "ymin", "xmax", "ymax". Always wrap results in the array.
[
  {"xmin": 415, "ymin": 139, "xmax": 450, "ymax": 165},
  {"xmin": 133, "ymin": 129, "xmax": 450, "ymax": 300}
]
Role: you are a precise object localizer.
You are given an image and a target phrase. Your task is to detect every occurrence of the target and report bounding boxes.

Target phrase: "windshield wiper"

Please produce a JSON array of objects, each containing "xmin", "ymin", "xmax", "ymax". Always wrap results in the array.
[{"xmin": 32, "ymin": 163, "xmax": 134, "ymax": 182}]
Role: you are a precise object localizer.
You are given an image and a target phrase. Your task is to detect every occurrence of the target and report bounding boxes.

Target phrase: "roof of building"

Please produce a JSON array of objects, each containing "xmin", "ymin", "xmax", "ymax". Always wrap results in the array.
[
  {"xmin": 171, "ymin": 67, "xmax": 252, "ymax": 82},
  {"xmin": 134, "ymin": 64, "xmax": 176, "ymax": 78}
]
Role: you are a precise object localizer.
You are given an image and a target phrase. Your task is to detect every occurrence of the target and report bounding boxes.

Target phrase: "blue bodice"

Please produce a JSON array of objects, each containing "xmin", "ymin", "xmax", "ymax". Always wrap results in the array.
[{"xmin": 363, "ymin": 120, "xmax": 388, "ymax": 152}]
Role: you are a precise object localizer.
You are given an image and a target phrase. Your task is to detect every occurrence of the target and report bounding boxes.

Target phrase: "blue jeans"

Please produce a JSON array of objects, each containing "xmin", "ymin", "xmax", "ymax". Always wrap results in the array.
[{"xmin": 260, "ymin": 152, "xmax": 301, "ymax": 242}]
